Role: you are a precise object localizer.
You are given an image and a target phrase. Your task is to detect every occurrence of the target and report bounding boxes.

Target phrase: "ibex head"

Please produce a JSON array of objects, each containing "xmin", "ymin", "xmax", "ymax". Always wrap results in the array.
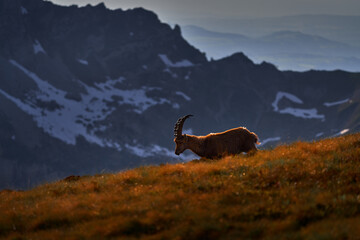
[{"xmin": 173, "ymin": 114, "xmax": 193, "ymax": 155}]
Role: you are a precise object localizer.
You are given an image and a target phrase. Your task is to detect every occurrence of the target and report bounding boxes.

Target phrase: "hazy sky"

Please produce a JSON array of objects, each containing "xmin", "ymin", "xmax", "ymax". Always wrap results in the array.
[{"xmin": 48, "ymin": 0, "xmax": 360, "ymax": 23}]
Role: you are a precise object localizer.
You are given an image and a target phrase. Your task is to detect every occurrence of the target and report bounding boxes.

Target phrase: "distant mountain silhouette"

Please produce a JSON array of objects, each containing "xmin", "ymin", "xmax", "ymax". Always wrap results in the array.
[
  {"xmin": 180, "ymin": 15, "xmax": 360, "ymax": 47},
  {"xmin": 182, "ymin": 25, "xmax": 360, "ymax": 71}
]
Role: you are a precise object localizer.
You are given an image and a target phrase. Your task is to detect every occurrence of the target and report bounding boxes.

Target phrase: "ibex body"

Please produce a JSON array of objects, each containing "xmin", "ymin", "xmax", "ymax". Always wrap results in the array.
[{"xmin": 174, "ymin": 115, "xmax": 259, "ymax": 159}]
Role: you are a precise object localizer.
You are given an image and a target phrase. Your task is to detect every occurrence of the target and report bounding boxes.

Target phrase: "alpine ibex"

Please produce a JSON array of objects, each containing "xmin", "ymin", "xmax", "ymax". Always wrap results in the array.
[{"xmin": 173, "ymin": 115, "xmax": 259, "ymax": 158}]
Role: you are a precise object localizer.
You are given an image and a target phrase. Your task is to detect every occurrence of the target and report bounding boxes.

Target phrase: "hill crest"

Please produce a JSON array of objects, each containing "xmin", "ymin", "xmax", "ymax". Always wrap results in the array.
[{"xmin": 1, "ymin": 134, "xmax": 360, "ymax": 239}]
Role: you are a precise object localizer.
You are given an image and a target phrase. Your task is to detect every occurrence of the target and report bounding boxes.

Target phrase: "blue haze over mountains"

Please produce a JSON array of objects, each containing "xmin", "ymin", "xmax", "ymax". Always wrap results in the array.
[
  {"xmin": 0, "ymin": 0, "xmax": 360, "ymax": 189},
  {"xmin": 181, "ymin": 16, "xmax": 360, "ymax": 71}
]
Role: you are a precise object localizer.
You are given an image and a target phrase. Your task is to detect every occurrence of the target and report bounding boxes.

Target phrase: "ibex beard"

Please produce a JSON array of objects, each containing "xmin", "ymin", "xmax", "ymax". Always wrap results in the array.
[{"xmin": 173, "ymin": 115, "xmax": 259, "ymax": 159}]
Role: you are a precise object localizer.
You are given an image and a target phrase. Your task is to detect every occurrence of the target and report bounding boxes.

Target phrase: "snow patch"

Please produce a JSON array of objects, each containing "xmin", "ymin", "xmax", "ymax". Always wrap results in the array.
[
  {"xmin": 315, "ymin": 132, "xmax": 324, "ymax": 138},
  {"xmin": 272, "ymin": 91, "xmax": 303, "ymax": 111},
  {"xmin": 125, "ymin": 144, "xmax": 173, "ymax": 158},
  {"xmin": 158, "ymin": 54, "xmax": 194, "ymax": 68},
  {"xmin": 163, "ymin": 68, "xmax": 178, "ymax": 78},
  {"xmin": 272, "ymin": 91, "xmax": 325, "ymax": 121},
  {"xmin": 184, "ymin": 71, "xmax": 191, "ymax": 80},
  {"xmin": 278, "ymin": 108, "xmax": 325, "ymax": 120},
  {"xmin": 340, "ymin": 129, "xmax": 349, "ymax": 135},
  {"xmin": 92, "ymin": 124, "xmax": 111, "ymax": 133},
  {"xmin": 172, "ymin": 103, "xmax": 180, "ymax": 109},
  {"xmin": 125, "ymin": 143, "xmax": 195, "ymax": 160},
  {"xmin": 20, "ymin": 6, "xmax": 28, "ymax": 14},
  {"xmin": 33, "ymin": 40, "xmax": 46, "ymax": 55},
  {"xmin": 77, "ymin": 59, "xmax": 88, "ymax": 65},
  {"xmin": 332, "ymin": 129, "xmax": 349, "ymax": 137},
  {"xmin": 1, "ymin": 60, "xmax": 176, "ymax": 149},
  {"xmin": 260, "ymin": 137, "xmax": 281, "ymax": 146},
  {"xmin": 324, "ymin": 98, "xmax": 349, "ymax": 107},
  {"xmin": 81, "ymin": 77, "xmax": 170, "ymax": 114},
  {"xmin": 11, "ymin": 135, "xmax": 16, "ymax": 140},
  {"xmin": 183, "ymin": 128, "xmax": 193, "ymax": 135},
  {"xmin": 125, "ymin": 144, "xmax": 151, "ymax": 157},
  {"xmin": 175, "ymin": 91, "xmax": 191, "ymax": 101}
]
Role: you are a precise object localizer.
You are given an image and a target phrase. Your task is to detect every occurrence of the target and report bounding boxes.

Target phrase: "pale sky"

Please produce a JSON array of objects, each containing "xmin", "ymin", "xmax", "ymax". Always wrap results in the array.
[{"xmin": 48, "ymin": 0, "xmax": 360, "ymax": 23}]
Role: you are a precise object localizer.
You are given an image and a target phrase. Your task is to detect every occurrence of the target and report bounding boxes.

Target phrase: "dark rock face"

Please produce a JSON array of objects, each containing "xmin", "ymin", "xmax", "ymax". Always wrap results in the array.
[{"xmin": 1, "ymin": 0, "xmax": 359, "ymax": 189}]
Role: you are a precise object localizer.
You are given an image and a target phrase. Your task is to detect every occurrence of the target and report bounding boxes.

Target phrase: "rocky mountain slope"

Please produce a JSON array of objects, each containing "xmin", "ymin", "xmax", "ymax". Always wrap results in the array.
[{"xmin": 1, "ymin": 0, "xmax": 360, "ymax": 189}]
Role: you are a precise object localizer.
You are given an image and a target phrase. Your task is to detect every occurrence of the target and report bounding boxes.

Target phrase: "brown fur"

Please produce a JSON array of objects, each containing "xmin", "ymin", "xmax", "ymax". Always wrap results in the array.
[{"xmin": 174, "ymin": 127, "xmax": 259, "ymax": 159}]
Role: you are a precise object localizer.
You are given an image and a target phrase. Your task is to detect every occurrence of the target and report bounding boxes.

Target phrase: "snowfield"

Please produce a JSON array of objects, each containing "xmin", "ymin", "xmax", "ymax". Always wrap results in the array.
[
  {"xmin": 272, "ymin": 91, "xmax": 325, "ymax": 121},
  {"xmin": 33, "ymin": 40, "xmax": 46, "ymax": 55},
  {"xmin": 158, "ymin": 54, "xmax": 194, "ymax": 68},
  {"xmin": 260, "ymin": 137, "xmax": 281, "ymax": 146},
  {"xmin": 272, "ymin": 91, "xmax": 303, "ymax": 111},
  {"xmin": 77, "ymin": 59, "xmax": 89, "ymax": 65},
  {"xmin": 175, "ymin": 91, "xmax": 191, "ymax": 101},
  {"xmin": 324, "ymin": 98, "xmax": 349, "ymax": 107},
  {"xmin": 0, "ymin": 60, "xmax": 180, "ymax": 157},
  {"xmin": 332, "ymin": 129, "xmax": 350, "ymax": 137}
]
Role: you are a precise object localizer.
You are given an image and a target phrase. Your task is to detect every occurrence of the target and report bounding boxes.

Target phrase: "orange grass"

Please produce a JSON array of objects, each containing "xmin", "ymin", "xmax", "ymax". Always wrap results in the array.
[{"xmin": 1, "ymin": 134, "xmax": 360, "ymax": 239}]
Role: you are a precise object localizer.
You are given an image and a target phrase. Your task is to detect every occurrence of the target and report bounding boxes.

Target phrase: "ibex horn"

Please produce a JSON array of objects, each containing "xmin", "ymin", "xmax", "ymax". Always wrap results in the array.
[{"xmin": 174, "ymin": 114, "xmax": 193, "ymax": 138}]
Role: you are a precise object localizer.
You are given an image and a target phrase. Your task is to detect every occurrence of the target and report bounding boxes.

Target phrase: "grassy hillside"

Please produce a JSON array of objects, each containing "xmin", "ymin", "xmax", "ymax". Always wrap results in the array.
[{"xmin": 1, "ymin": 134, "xmax": 360, "ymax": 240}]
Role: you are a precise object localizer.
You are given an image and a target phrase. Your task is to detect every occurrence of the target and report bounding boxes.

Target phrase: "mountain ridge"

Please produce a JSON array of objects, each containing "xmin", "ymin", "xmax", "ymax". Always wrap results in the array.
[
  {"xmin": 178, "ymin": 14, "xmax": 360, "ymax": 47},
  {"xmin": 181, "ymin": 25, "xmax": 360, "ymax": 71},
  {"xmin": 0, "ymin": 0, "xmax": 360, "ymax": 189}
]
